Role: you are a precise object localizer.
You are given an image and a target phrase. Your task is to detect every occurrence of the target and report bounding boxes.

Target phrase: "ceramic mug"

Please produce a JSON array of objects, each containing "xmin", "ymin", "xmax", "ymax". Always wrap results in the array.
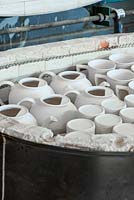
[
  {"xmin": 113, "ymin": 123, "xmax": 134, "ymax": 137},
  {"xmin": 101, "ymin": 98, "xmax": 126, "ymax": 115},
  {"xmin": 95, "ymin": 69, "xmax": 134, "ymax": 100},
  {"xmin": 120, "ymin": 107, "xmax": 134, "ymax": 123},
  {"xmin": 94, "ymin": 114, "xmax": 122, "ymax": 134},
  {"xmin": 78, "ymin": 104, "xmax": 105, "ymax": 120},
  {"xmin": 109, "ymin": 53, "xmax": 134, "ymax": 69},
  {"xmin": 64, "ymin": 131, "xmax": 92, "ymax": 146},
  {"xmin": 76, "ymin": 59, "xmax": 116, "ymax": 85},
  {"xmin": 0, "ymin": 104, "xmax": 37, "ymax": 126},
  {"xmin": 124, "ymin": 94, "xmax": 134, "ymax": 107},
  {"xmin": 66, "ymin": 118, "xmax": 95, "ymax": 135},
  {"xmin": 0, "ymin": 77, "xmax": 54, "ymax": 104}
]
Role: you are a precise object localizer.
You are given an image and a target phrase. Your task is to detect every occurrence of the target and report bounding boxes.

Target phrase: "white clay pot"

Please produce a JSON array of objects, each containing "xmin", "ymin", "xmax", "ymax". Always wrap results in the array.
[
  {"xmin": 0, "ymin": 77, "xmax": 54, "ymax": 104},
  {"xmin": 18, "ymin": 94, "xmax": 77, "ymax": 134},
  {"xmin": 39, "ymin": 70, "xmax": 92, "ymax": 94},
  {"xmin": 66, "ymin": 86, "xmax": 116, "ymax": 108},
  {"xmin": 0, "ymin": 104, "xmax": 37, "ymax": 126}
]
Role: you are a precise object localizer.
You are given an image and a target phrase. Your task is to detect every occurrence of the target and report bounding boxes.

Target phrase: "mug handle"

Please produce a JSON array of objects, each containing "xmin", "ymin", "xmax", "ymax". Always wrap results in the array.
[
  {"xmin": 0, "ymin": 80, "xmax": 15, "ymax": 88},
  {"xmin": 18, "ymin": 97, "xmax": 36, "ymax": 110},
  {"xmin": 64, "ymin": 90, "xmax": 80, "ymax": 104},
  {"xmin": 95, "ymin": 74, "xmax": 110, "ymax": 87},
  {"xmin": 116, "ymin": 85, "xmax": 129, "ymax": 100},
  {"xmin": 39, "ymin": 71, "xmax": 56, "ymax": 84},
  {"xmin": 76, "ymin": 64, "xmax": 88, "ymax": 72}
]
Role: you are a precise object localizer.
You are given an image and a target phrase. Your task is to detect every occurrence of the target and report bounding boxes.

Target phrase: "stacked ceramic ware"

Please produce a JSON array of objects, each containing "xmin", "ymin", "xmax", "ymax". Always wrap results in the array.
[{"xmin": 0, "ymin": 52, "xmax": 134, "ymax": 147}]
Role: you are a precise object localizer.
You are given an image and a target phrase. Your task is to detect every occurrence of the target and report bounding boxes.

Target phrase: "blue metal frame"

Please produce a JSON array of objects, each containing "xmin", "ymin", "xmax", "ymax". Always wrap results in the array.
[{"xmin": 104, "ymin": 0, "xmax": 125, "ymax": 3}]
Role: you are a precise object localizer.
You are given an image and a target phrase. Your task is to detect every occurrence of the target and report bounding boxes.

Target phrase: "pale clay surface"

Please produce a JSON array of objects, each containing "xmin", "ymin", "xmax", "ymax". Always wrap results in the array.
[{"xmin": 0, "ymin": 33, "xmax": 134, "ymax": 151}]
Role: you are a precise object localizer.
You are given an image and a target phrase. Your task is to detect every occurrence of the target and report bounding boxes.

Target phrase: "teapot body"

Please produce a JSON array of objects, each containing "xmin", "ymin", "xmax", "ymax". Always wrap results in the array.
[
  {"xmin": 30, "ymin": 95, "xmax": 77, "ymax": 134},
  {"xmin": 7, "ymin": 77, "xmax": 54, "ymax": 104},
  {"xmin": 74, "ymin": 86, "xmax": 116, "ymax": 108}
]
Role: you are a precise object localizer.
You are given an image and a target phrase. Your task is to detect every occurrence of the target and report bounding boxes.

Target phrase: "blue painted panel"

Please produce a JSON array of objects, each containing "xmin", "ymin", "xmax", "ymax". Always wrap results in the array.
[{"xmin": 0, "ymin": 0, "xmax": 133, "ymax": 51}]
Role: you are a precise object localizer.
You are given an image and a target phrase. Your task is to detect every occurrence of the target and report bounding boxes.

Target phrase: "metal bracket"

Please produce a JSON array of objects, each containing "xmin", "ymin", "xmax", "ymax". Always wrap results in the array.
[
  {"xmin": 111, "ymin": 8, "xmax": 125, "ymax": 33},
  {"xmin": 86, "ymin": 4, "xmax": 126, "ymax": 32},
  {"xmin": 89, "ymin": 5, "xmax": 113, "ymax": 26}
]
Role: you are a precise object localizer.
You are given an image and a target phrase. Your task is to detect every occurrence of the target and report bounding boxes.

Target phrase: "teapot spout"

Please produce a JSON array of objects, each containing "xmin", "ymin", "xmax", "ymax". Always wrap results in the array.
[
  {"xmin": 64, "ymin": 90, "xmax": 80, "ymax": 104},
  {"xmin": 43, "ymin": 116, "xmax": 58, "ymax": 128}
]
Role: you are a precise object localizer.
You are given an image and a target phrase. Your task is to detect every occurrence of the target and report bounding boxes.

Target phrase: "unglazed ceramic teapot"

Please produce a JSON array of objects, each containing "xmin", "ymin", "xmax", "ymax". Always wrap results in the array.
[
  {"xmin": 0, "ymin": 77, "xmax": 54, "ymax": 104},
  {"xmin": 39, "ymin": 70, "xmax": 92, "ymax": 94},
  {"xmin": 65, "ymin": 86, "xmax": 116, "ymax": 108},
  {"xmin": 18, "ymin": 94, "xmax": 77, "ymax": 134},
  {"xmin": 0, "ymin": 104, "xmax": 37, "ymax": 126}
]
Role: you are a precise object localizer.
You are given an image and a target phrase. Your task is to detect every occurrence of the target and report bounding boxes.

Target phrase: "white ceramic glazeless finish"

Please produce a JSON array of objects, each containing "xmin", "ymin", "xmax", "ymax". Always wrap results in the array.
[
  {"xmin": 0, "ymin": 104, "xmax": 37, "ymax": 126},
  {"xmin": 113, "ymin": 123, "xmax": 134, "ymax": 137},
  {"xmin": 101, "ymin": 99, "xmax": 126, "ymax": 115},
  {"xmin": 109, "ymin": 53, "xmax": 134, "ymax": 69},
  {"xmin": 64, "ymin": 131, "xmax": 92, "ymax": 145},
  {"xmin": 115, "ymin": 80, "xmax": 134, "ymax": 100},
  {"xmin": 68, "ymin": 86, "xmax": 116, "ymax": 108},
  {"xmin": 76, "ymin": 59, "xmax": 116, "ymax": 85},
  {"xmin": 19, "ymin": 94, "xmax": 77, "ymax": 134},
  {"xmin": 39, "ymin": 71, "xmax": 92, "ymax": 94},
  {"xmin": 95, "ymin": 69, "xmax": 134, "ymax": 90},
  {"xmin": 95, "ymin": 69, "xmax": 134, "ymax": 99},
  {"xmin": 120, "ymin": 107, "xmax": 134, "ymax": 123},
  {"xmin": 66, "ymin": 118, "xmax": 95, "ymax": 134},
  {"xmin": 78, "ymin": 104, "xmax": 105, "ymax": 120},
  {"xmin": 0, "ymin": 77, "xmax": 54, "ymax": 104},
  {"xmin": 124, "ymin": 94, "xmax": 134, "ymax": 107},
  {"xmin": 95, "ymin": 114, "xmax": 122, "ymax": 134}
]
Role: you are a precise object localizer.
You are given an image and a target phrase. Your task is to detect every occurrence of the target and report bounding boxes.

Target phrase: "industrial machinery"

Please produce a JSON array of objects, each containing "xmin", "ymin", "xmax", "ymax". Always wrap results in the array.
[
  {"xmin": 0, "ymin": 1, "xmax": 134, "ymax": 199},
  {"xmin": 0, "ymin": 0, "xmax": 133, "ymax": 51}
]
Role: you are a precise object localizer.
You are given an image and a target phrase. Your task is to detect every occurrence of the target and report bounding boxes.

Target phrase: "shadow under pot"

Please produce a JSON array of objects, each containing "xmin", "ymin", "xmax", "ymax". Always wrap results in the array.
[
  {"xmin": 115, "ymin": 80, "xmax": 134, "ymax": 101},
  {"xmin": 39, "ymin": 70, "xmax": 92, "ymax": 94},
  {"xmin": 95, "ymin": 69, "xmax": 134, "ymax": 100},
  {"xmin": 65, "ymin": 86, "xmax": 116, "ymax": 108},
  {"xmin": 18, "ymin": 94, "xmax": 77, "ymax": 134},
  {"xmin": 0, "ymin": 104, "xmax": 37, "ymax": 126},
  {"xmin": 0, "ymin": 77, "xmax": 54, "ymax": 104}
]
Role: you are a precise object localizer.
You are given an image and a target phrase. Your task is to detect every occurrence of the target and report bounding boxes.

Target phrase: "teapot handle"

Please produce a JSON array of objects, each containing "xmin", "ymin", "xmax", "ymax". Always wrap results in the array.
[
  {"xmin": 0, "ymin": 80, "xmax": 15, "ymax": 88},
  {"xmin": 116, "ymin": 85, "xmax": 129, "ymax": 100},
  {"xmin": 39, "ymin": 71, "xmax": 56, "ymax": 84},
  {"xmin": 76, "ymin": 64, "xmax": 88, "ymax": 72},
  {"xmin": 95, "ymin": 74, "xmax": 110, "ymax": 87},
  {"xmin": 64, "ymin": 90, "xmax": 80, "ymax": 104},
  {"xmin": 18, "ymin": 97, "xmax": 36, "ymax": 110}
]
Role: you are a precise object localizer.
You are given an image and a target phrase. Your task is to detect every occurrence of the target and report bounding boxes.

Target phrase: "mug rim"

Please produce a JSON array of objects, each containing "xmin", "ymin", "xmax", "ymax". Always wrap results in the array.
[
  {"xmin": 107, "ymin": 69, "xmax": 134, "ymax": 82},
  {"xmin": 67, "ymin": 118, "xmax": 95, "ymax": 131},
  {"xmin": 109, "ymin": 53, "xmax": 134, "ymax": 65},
  {"xmin": 79, "ymin": 104, "xmax": 105, "ymax": 118},
  {"xmin": 95, "ymin": 114, "xmax": 122, "ymax": 128},
  {"xmin": 88, "ymin": 59, "xmax": 116, "ymax": 71}
]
